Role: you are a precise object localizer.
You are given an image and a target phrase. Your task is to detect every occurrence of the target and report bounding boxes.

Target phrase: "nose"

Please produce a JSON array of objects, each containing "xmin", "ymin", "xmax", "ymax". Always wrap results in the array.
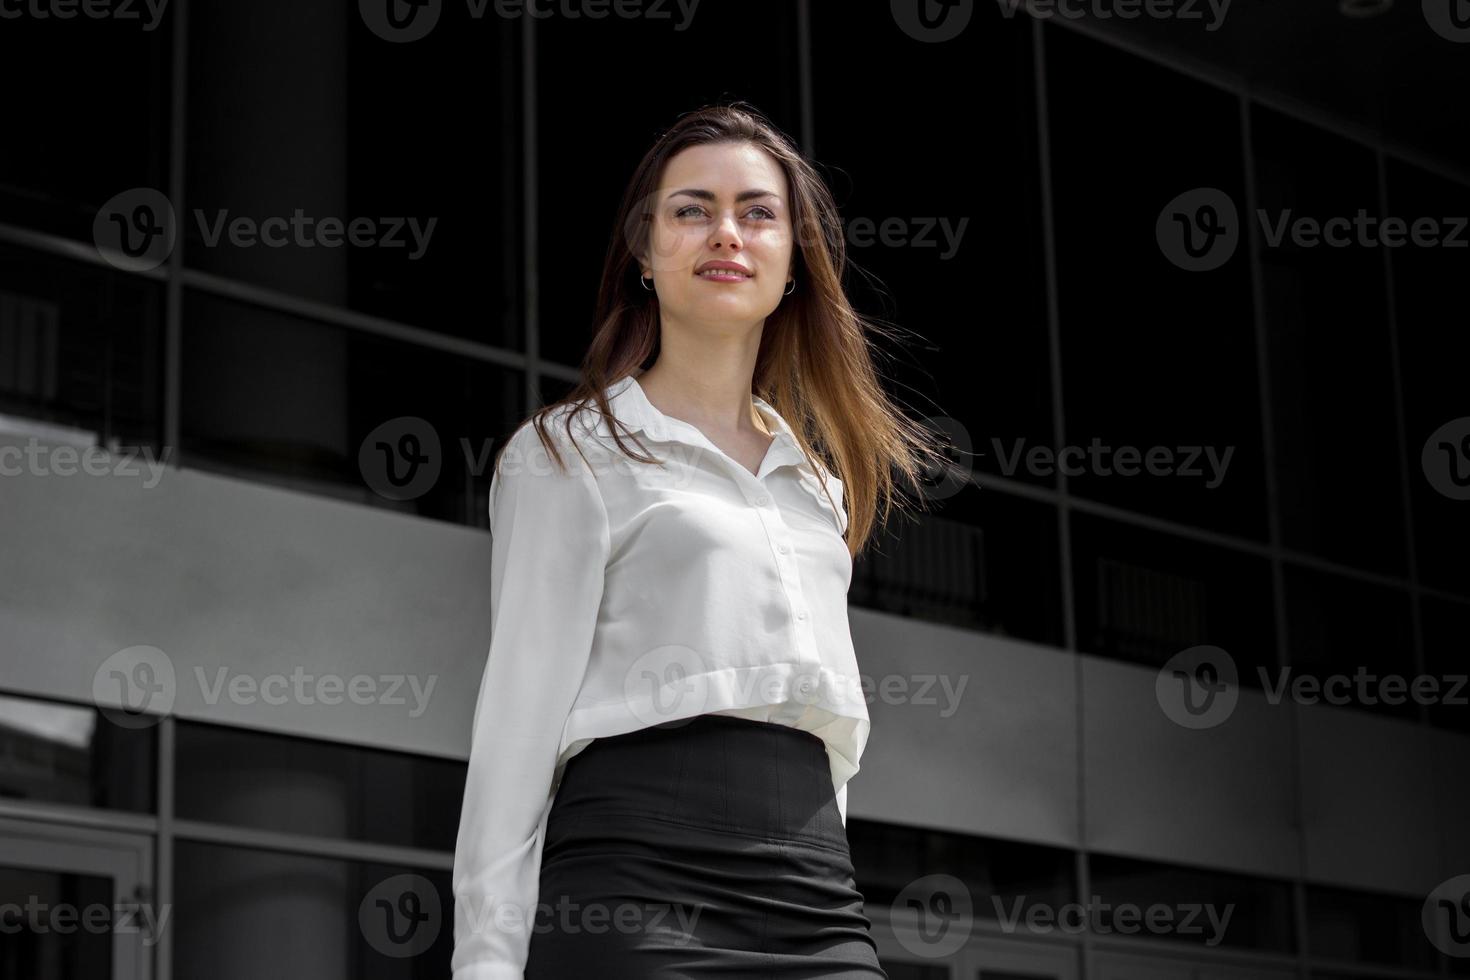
[{"xmin": 708, "ymin": 211, "xmax": 743, "ymax": 251}]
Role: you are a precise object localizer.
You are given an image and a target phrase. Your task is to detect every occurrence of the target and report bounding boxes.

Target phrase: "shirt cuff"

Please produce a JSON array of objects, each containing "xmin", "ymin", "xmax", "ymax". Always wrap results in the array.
[{"xmin": 451, "ymin": 962, "xmax": 525, "ymax": 980}]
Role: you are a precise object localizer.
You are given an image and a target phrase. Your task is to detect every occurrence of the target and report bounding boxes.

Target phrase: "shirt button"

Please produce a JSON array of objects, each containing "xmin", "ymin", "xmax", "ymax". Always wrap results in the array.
[
  {"xmin": 777, "ymin": 543, "xmax": 790, "ymax": 554},
  {"xmin": 796, "ymin": 610, "xmax": 808, "ymax": 621},
  {"xmin": 754, "ymin": 494, "xmax": 770, "ymax": 506}
]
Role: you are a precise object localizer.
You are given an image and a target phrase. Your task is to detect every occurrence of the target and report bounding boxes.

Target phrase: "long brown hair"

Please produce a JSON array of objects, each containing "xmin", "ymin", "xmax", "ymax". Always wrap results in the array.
[{"xmin": 506, "ymin": 101, "xmax": 949, "ymax": 558}]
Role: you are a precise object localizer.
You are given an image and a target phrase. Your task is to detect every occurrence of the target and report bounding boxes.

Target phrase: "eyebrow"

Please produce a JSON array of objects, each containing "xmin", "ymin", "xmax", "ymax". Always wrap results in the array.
[{"xmin": 667, "ymin": 188, "xmax": 782, "ymax": 204}]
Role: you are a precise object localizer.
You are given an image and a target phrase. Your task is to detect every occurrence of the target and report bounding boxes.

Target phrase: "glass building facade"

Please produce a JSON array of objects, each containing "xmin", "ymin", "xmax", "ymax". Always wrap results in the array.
[{"xmin": 1, "ymin": 1, "xmax": 1467, "ymax": 978}]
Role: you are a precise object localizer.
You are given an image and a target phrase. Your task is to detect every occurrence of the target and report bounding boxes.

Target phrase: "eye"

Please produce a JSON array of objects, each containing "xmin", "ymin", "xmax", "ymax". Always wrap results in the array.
[
  {"xmin": 674, "ymin": 205, "xmax": 707, "ymax": 219},
  {"xmin": 747, "ymin": 205, "xmax": 777, "ymax": 220}
]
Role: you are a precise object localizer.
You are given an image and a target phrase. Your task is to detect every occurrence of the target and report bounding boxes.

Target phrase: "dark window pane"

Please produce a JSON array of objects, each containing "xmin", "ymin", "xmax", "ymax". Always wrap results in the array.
[
  {"xmin": 180, "ymin": 289, "xmax": 523, "ymax": 527},
  {"xmin": 176, "ymin": 721, "xmax": 465, "ymax": 852},
  {"xmin": 1071, "ymin": 512, "xmax": 1277, "ymax": 682},
  {"xmin": 0, "ymin": 694, "xmax": 155, "ymax": 814},
  {"xmin": 1387, "ymin": 158, "xmax": 1470, "ymax": 598},
  {"xmin": 0, "ymin": 14, "xmax": 170, "ymax": 243},
  {"xmin": 1089, "ymin": 853, "xmax": 1295, "ymax": 953},
  {"xmin": 852, "ymin": 491, "xmax": 1063, "ymax": 647},
  {"xmin": 1306, "ymin": 884, "xmax": 1439, "ymax": 970},
  {"xmin": 174, "ymin": 841, "xmax": 452, "ymax": 978},
  {"xmin": 1422, "ymin": 596, "xmax": 1470, "ymax": 734},
  {"xmin": 0, "ymin": 864, "xmax": 114, "ymax": 977},
  {"xmin": 1046, "ymin": 25, "xmax": 1266, "ymax": 540},
  {"xmin": 883, "ymin": 963, "xmax": 950, "ymax": 980},
  {"xmin": 185, "ymin": 1, "xmax": 519, "ymax": 347},
  {"xmin": 1281, "ymin": 564, "xmax": 1416, "ymax": 721},
  {"xmin": 0, "ymin": 245, "xmax": 164, "ymax": 451},
  {"xmin": 847, "ymin": 819, "xmax": 1075, "ymax": 932},
  {"xmin": 535, "ymin": 1, "xmax": 801, "ymax": 369},
  {"xmin": 813, "ymin": 2, "xmax": 1050, "ymax": 490},
  {"xmin": 1254, "ymin": 107, "xmax": 1404, "ymax": 577}
]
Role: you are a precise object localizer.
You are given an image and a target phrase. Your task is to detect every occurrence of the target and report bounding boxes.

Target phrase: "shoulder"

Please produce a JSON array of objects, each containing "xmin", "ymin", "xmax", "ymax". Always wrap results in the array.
[
  {"xmin": 505, "ymin": 401, "xmax": 606, "ymax": 458},
  {"xmin": 493, "ymin": 409, "xmax": 608, "ymax": 492},
  {"xmin": 801, "ymin": 458, "xmax": 848, "ymax": 535},
  {"xmin": 806, "ymin": 454, "xmax": 845, "ymax": 496}
]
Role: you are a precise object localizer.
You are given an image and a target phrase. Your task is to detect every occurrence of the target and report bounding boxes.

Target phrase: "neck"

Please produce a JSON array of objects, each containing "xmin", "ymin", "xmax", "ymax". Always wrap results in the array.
[{"xmin": 635, "ymin": 322, "xmax": 769, "ymax": 437}]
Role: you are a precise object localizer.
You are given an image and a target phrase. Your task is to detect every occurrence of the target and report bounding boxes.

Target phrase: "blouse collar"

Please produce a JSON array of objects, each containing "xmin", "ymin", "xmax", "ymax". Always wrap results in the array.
[{"xmin": 588, "ymin": 374, "xmax": 811, "ymax": 478}]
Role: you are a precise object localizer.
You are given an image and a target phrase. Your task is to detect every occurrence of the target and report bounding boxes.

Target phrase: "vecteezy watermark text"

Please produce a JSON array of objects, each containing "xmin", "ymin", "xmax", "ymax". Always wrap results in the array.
[
  {"xmin": 193, "ymin": 209, "xmax": 437, "ymax": 259},
  {"xmin": 990, "ymin": 438, "xmax": 1235, "ymax": 488},
  {"xmin": 359, "ymin": 0, "xmax": 702, "ymax": 42},
  {"xmin": 0, "ymin": 0, "xmax": 169, "ymax": 29},
  {"xmin": 994, "ymin": 895, "xmax": 1235, "ymax": 946},
  {"xmin": 1156, "ymin": 646, "xmax": 1469, "ymax": 729},
  {"xmin": 458, "ymin": 893, "xmax": 703, "ymax": 943},
  {"xmin": 0, "ymin": 439, "xmax": 172, "ymax": 488},
  {"xmin": 93, "ymin": 189, "xmax": 437, "ymax": 272},
  {"xmin": 93, "ymin": 646, "xmax": 439, "ymax": 728},
  {"xmin": 0, "ymin": 895, "xmax": 170, "ymax": 945},
  {"xmin": 1157, "ymin": 187, "xmax": 1469, "ymax": 271},
  {"xmin": 994, "ymin": 0, "xmax": 1231, "ymax": 30}
]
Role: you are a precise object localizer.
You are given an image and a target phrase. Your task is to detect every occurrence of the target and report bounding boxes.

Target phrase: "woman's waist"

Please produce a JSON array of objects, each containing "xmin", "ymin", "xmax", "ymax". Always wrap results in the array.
[{"xmin": 549, "ymin": 713, "xmax": 845, "ymax": 845}]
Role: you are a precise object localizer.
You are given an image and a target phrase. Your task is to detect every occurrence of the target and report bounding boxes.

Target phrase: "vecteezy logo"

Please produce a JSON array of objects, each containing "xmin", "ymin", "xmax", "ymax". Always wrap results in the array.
[
  {"xmin": 359, "ymin": 873, "xmax": 441, "ymax": 957},
  {"xmin": 1422, "ymin": 417, "xmax": 1470, "ymax": 500},
  {"xmin": 359, "ymin": 0, "xmax": 442, "ymax": 42},
  {"xmin": 892, "ymin": 874, "xmax": 973, "ymax": 959},
  {"xmin": 1423, "ymin": 875, "xmax": 1470, "ymax": 957},
  {"xmin": 94, "ymin": 189, "xmax": 177, "ymax": 272},
  {"xmin": 359, "ymin": 417, "xmax": 442, "ymax": 501},
  {"xmin": 1423, "ymin": 0, "xmax": 1470, "ymax": 41},
  {"xmin": 93, "ymin": 646, "xmax": 177, "ymax": 729},
  {"xmin": 1156, "ymin": 645, "xmax": 1239, "ymax": 729},
  {"xmin": 916, "ymin": 415, "xmax": 975, "ymax": 503},
  {"xmin": 624, "ymin": 646, "xmax": 712, "ymax": 727},
  {"xmin": 891, "ymin": 0, "xmax": 974, "ymax": 41},
  {"xmin": 1156, "ymin": 188, "xmax": 1238, "ymax": 271}
]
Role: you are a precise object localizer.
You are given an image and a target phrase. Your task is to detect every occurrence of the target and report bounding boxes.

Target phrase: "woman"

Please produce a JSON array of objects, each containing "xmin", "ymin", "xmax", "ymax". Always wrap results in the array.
[{"xmin": 451, "ymin": 103, "xmax": 946, "ymax": 979}]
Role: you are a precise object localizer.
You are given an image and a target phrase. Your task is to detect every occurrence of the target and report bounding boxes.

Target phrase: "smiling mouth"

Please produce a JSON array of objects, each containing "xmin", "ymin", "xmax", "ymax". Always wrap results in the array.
[{"xmin": 695, "ymin": 269, "xmax": 753, "ymax": 279}]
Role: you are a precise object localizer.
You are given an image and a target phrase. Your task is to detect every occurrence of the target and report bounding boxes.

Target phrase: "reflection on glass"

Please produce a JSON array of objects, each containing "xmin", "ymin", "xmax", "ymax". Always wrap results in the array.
[
  {"xmin": 1071, "ymin": 512, "xmax": 1277, "ymax": 682},
  {"xmin": 852, "ymin": 493, "xmax": 1063, "ymax": 646},
  {"xmin": 175, "ymin": 720, "xmax": 464, "ymax": 852},
  {"xmin": 0, "ymin": 244, "xmax": 164, "ymax": 452},
  {"xmin": 0, "ymin": 865, "xmax": 114, "ymax": 979},
  {"xmin": 1282, "ymin": 564, "xmax": 1416, "ymax": 721},
  {"xmin": 181, "ymin": 289, "xmax": 523, "ymax": 527},
  {"xmin": 881, "ymin": 962, "xmax": 950, "ymax": 980},
  {"xmin": 174, "ymin": 841, "xmax": 452, "ymax": 980},
  {"xmin": 1046, "ymin": 25, "xmax": 1265, "ymax": 540},
  {"xmin": 1306, "ymin": 883, "xmax": 1439, "ymax": 970},
  {"xmin": 0, "ymin": 694, "xmax": 155, "ymax": 813},
  {"xmin": 184, "ymin": 1, "xmax": 518, "ymax": 347},
  {"xmin": 1254, "ymin": 106, "xmax": 1402, "ymax": 577},
  {"xmin": 848, "ymin": 819, "xmax": 1075, "ymax": 931},
  {"xmin": 1089, "ymin": 853, "xmax": 1295, "ymax": 952}
]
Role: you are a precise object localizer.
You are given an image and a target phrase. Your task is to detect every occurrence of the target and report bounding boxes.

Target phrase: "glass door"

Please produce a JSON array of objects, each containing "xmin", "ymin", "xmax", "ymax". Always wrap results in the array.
[
  {"xmin": 961, "ymin": 936, "xmax": 1079, "ymax": 980},
  {"xmin": 871, "ymin": 906, "xmax": 961, "ymax": 978},
  {"xmin": 871, "ymin": 911, "xmax": 1079, "ymax": 980},
  {"xmin": 1093, "ymin": 950, "xmax": 1297, "ymax": 980},
  {"xmin": 0, "ymin": 816, "xmax": 154, "ymax": 980}
]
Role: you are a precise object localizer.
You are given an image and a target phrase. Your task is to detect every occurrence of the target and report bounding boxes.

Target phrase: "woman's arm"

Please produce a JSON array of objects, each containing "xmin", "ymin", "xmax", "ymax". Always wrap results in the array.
[{"xmin": 451, "ymin": 423, "xmax": 611, "ymax": 980}]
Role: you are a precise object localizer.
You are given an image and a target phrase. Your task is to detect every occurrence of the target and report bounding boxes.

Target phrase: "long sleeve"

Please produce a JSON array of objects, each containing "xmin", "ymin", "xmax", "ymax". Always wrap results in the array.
[{"xmin": 451, "ymin": 425, "xmax": 611, "ymax": 980}]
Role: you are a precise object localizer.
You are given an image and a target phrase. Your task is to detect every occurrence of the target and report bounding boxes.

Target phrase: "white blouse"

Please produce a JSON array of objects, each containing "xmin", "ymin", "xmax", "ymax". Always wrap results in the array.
[{"xmin": 450, "ymin": 373, "xmax": 872, "ymax": 980}]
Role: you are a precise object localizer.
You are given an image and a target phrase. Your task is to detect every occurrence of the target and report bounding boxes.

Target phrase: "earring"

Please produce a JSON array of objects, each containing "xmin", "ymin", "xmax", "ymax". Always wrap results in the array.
[
  {"xmin": 784, "ymin": 279, "xmax": 796, "ymax": 296},
  {"xmin": 640, "ymin": 274, "xmax": 655, "ymax": 291}
]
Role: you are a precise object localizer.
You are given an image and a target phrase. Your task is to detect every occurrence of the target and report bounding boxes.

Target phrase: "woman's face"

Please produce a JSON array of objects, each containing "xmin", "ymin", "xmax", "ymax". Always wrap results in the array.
[{"xmin": 640, "ymin": 141, "xmax": 795, "ymax": 331}]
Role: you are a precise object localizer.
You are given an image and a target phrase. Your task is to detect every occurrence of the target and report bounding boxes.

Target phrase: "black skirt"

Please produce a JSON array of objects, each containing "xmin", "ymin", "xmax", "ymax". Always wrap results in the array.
[{"xmin": 525, "ymin": 712, "xmax": 888, "ymax": 979}]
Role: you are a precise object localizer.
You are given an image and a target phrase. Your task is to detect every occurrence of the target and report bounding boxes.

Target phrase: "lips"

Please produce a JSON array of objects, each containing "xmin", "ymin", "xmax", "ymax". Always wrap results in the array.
[{"xmin": 695, "ymin": 261, "xmax": 753, "ymax": 277}]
